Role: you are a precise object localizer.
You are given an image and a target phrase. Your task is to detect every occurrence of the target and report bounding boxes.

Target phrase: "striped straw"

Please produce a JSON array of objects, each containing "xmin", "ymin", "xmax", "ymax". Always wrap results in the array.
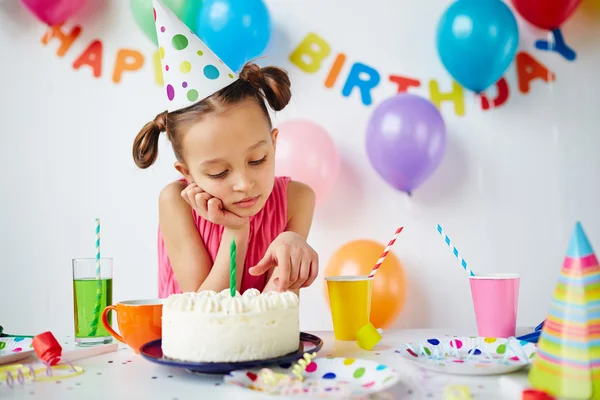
[
  {"xmin": 368, "ymin": 227, "xmax": 404, "ymax": 279},
  {"xmin": 89, "ymin": 218, "xmax": 103, "ymax": 335},
  {"xmin": 436, "ymin": 224, "xmax": 475, "ymax": 277}
]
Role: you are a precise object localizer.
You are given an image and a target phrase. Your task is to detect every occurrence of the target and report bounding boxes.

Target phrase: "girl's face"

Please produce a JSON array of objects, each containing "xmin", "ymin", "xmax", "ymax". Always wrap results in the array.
[{"xmin": 176, "ymin": 98, "xmax": 278, "ymax": 218}]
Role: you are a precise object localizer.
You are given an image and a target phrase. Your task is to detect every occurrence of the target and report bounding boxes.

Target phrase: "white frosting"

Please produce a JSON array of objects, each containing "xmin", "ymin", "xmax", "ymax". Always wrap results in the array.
[
  {"xmin": 243, "ymin": 288, "xmax": 261, "ymax": 298},
  {"xmin": 193, "ymin": 296, "xmax": 220, "ymax": 313},
  {"xmin": 161, "ymin": 290, "xmax": 300, "ymax": 362},
  {"xmin": 163, "ymin": 290, "xmax": 298, "ymax": 314},
  {"xmin": 221, "ymin": 296, "xmax": 246, "ymax": 314},
  {"xmin": 197, "ymin": 290, "xmax": 218, "ymax": 298},
  {"xmin": 269, "ymin": 294, "xmax": 285, "ymax": 309},
  {"xmin": 280, "ymin": 291, "xmax": 300, "ymax": 308},
  {"xmin": 218, "ymin": 288, "xmax": 241, "ymax": 298},
  {"xmin": 250, "ymin": 295, "xmax": 270, "ymax": 312}
]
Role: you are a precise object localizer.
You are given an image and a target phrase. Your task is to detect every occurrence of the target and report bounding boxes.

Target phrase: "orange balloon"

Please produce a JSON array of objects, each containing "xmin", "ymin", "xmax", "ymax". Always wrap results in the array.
[{"xmin": 323, "ymin": 240, "xmax": 406, "ymax": 329}]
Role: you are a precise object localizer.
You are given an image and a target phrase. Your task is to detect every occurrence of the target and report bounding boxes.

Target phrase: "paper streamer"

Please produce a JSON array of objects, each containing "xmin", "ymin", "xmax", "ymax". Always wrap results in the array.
[
  {"xmin": 1, "ymin": 363, "xmax": 84, "ymax": 388},
  {"xmin": 291, "ymin": 352, "xmax": 317, "ymax": 381}
]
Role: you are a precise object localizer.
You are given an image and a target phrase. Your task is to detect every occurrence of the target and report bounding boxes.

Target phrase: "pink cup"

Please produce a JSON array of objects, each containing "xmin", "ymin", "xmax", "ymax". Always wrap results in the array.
[{"xmin": 469, "ymin": 274, "xmax": 520, "ymax": 338}]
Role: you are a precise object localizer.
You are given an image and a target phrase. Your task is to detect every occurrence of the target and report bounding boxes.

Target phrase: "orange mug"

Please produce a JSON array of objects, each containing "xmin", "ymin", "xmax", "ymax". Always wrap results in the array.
[{"xmin": 101, "ymin": 299, "xmax": 163, "ymax": 353}]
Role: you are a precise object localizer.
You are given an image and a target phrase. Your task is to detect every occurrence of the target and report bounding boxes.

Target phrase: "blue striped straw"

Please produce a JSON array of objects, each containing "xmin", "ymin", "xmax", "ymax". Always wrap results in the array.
[
  {"xmin": 437, "ymin": 224, "xmax": 475, "ymax": 277},
  {"xmin": 95, "ymin": 218, "xmax": 101, "ymax": 279},
  {"xmin": 89, "ymin": 218, "xmax": 103, "ymax": 335}
]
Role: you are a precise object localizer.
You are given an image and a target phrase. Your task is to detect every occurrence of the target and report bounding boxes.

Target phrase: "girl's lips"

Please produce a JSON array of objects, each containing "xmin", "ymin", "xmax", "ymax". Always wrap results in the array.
[{"xmin": 234, "ymin": 196, "xmax": 259, "ymax": 208}]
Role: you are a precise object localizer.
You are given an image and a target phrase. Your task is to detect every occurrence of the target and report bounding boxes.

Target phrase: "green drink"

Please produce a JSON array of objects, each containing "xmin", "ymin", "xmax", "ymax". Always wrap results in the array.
[
  {"xmin": 73, "ymin": 279, "xmax": 113, "ymax": 337},
  {"xmin": 72, "ymin": 259, "xmax": 114, "ymax": 346}
]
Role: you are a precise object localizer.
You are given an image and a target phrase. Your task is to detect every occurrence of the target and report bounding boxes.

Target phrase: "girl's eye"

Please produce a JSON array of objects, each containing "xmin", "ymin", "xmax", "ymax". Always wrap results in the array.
[
  {"xmin": 249, "ymin": 156, "xmax": 267, "ymax": 166},
  {"xmin": 207, "ymin": 170, "xmax": 228, "ymax": 179}
]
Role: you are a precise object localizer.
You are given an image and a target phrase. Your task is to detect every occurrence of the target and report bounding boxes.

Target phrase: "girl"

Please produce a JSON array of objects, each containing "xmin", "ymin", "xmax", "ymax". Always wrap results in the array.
[{"xmin": 132, "ymin": 62, "xmax": 319, "ymax": 297}]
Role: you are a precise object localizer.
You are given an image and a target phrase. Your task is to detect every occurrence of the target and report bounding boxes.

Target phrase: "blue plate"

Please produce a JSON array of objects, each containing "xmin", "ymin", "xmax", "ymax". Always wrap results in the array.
[{"xmin": 139, "ymin": 332, "xmax": 324, "ymax": 374}]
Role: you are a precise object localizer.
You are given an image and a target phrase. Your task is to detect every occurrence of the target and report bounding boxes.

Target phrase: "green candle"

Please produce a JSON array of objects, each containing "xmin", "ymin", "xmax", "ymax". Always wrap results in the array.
[{"xmin": 230, "ymin": 237, "xmax": 236, "ymax": 297}]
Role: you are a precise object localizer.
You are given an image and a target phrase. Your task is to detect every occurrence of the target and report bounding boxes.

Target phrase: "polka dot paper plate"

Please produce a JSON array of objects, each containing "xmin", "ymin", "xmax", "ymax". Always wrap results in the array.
[
  {"xmin": 0, "ymin": 337, "xmax": 35, "ymax": 365},
  {"xmin": 397, "ymin": 336, "xmax": 537, "ymax": 376},
  {"xmin": 224, "ymin": 357, "xmax": 399, "ymax": 397}
]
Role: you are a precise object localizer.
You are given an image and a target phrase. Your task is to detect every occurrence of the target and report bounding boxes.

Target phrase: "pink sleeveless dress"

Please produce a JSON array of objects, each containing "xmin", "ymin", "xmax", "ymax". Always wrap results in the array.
[{"xmin": 157, "ymin": 176, "xmax": 291, "ymax": 298}]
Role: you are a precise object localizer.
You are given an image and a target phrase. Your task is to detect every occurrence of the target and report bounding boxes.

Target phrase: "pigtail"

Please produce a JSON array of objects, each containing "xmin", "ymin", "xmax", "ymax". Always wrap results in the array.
[
  {"xmin": 239, "ymin": 63, "xmax": 291, "ymax": 111},
  {"xmin": 132, "ymin": 111, "xmax": 167, "ymax": 169}
]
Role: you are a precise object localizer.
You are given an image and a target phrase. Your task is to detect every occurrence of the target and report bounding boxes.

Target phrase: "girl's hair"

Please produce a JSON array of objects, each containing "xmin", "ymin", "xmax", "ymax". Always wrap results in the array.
[{"xmin": 132, "ymin": 62, "xmax": 292, "ymax": 169}]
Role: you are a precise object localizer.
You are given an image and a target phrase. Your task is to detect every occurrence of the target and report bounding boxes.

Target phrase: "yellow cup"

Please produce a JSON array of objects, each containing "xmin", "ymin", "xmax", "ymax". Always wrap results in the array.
[{"xmin": 326, "ymin": 276, "xmax": 373, "ymax": 341}]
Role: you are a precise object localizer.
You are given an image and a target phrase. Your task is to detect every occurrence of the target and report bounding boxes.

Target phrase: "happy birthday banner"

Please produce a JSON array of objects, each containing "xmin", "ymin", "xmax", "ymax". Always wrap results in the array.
[
  {"xmin": 40, "ymin": 25, "xmax": 556, "ymax": 117},
  {"xmin": 287, "ymin": 33, "xmax": 557, "ymax": 116},
  {"xmin": 40, "ymin": 24, "xmax": 146, "ymax": 84}
]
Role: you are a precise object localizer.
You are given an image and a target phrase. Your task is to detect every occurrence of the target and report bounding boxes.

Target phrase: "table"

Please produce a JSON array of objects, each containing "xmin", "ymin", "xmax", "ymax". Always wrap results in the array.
[{"xmin": 0, "ymin": 328, "xmax": 536, "ymax": 400}]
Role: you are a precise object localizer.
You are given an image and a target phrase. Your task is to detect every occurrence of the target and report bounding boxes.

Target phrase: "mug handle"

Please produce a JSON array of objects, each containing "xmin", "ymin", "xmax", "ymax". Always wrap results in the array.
[{"xmin": 101, "ymin": 306, "xmax": 125, "ymax": 344}]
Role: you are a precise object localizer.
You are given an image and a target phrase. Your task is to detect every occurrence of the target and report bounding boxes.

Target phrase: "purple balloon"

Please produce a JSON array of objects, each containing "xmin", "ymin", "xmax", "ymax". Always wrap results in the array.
[{"xmin": 366, "ymin": 94, "xmax": 446, "ymax": 194}]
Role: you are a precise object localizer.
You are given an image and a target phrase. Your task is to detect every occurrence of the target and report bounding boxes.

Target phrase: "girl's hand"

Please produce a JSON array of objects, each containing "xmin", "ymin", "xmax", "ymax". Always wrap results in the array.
[
  {"xmin": 249, "ymin": 231, "xmax": 319, "ymax": 291},
  {"xmin": 181, "ymin": 182, "xmax": 248, "ymax": 230}
]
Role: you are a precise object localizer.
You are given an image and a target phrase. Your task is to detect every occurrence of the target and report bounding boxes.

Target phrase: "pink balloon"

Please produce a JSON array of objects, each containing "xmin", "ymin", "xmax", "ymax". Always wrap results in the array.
[
  {"xmin": 21, "ymin": 0, "xmax": 86, "ymax": 25},
  {"xmin": 275, "ymin": 119, "xmax": 340, "ymax": 203}
]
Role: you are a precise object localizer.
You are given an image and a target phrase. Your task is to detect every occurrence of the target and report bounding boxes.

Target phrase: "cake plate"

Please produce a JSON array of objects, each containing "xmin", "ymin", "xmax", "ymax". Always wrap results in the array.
[{"xmin": 139, "ymin": 332, "xmax": 324, "ymax": 374}]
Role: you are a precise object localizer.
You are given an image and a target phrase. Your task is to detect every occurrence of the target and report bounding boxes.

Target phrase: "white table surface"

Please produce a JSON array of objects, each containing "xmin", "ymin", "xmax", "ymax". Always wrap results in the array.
[{"xmin": 0, "ymin": 327, "xmax": 537, "ymax": 400}]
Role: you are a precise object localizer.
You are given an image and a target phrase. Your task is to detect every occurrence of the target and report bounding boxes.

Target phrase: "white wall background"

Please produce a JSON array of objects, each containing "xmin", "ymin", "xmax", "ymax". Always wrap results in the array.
[{"xmin": 1, "ymin": 0, "xmax": 599, "ymax": 336}]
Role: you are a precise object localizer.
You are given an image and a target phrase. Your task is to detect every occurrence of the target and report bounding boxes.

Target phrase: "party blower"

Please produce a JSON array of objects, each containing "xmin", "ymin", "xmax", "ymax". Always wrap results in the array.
[{"xmin": 326, "ymin": 227, "xmax": 404, "ymax": 349}]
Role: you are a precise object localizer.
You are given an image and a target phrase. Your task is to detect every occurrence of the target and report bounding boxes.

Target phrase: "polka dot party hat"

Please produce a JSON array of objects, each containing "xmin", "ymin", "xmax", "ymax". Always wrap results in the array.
[{"xmin": 153, "ymin": 0, "xmax": 239, "ymax": 112}]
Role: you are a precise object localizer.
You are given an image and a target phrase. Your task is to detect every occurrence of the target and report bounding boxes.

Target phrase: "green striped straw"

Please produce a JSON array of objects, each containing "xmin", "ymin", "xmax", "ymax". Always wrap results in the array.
[{"xmin": 89, "ymin": 218, "xmax": 103, "ymax": 335}]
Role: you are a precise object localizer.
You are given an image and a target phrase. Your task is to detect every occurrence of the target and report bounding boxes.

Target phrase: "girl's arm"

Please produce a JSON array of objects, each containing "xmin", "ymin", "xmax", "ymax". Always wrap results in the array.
[
  {"xmin": 159, "ymin": 182, "xmax": 248, "ymax": 293},
  {"xmin": 202, "ymin": 224, "xmax": 249, "ymax": 292},
  {"xmin": 285, "ymin": 180, "xmax": 316, "ymax": 239},
  {"xmin": 263, "ymin": 180, "xmax": 317, "ymax": 293}
]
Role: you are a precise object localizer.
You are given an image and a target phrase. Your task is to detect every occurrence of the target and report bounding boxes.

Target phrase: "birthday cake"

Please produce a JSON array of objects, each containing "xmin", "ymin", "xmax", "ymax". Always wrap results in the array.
[{"xmin": 161, "ymin": 289, "xmax": 300, "ymax": 362}]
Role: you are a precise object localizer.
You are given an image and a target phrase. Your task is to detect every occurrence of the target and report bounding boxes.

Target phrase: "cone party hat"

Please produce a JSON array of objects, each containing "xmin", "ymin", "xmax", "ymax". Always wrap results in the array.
[
  {"xmin": 528, "ymin": 221, "xmax": 600, "ymax": 399},
  {"xmin": 153, "ymin": 0, "xmax": 239, "ymax": 112}
]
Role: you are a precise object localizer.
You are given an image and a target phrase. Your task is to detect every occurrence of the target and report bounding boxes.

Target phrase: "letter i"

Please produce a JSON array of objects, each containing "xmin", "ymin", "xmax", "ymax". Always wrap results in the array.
[{"xmin": 324, "ymin": 53, "xmax": 346, "ymax": 88}]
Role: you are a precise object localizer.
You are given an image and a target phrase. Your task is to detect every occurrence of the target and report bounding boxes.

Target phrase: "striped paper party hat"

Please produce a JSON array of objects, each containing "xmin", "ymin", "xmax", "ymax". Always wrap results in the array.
[
  {"xmin": 528, "ymin": 221, "xmax": 600, "ymax": 399},
  {"xmin": 153, "ymin": 0, "xmax": 239, "ymax": 112}
]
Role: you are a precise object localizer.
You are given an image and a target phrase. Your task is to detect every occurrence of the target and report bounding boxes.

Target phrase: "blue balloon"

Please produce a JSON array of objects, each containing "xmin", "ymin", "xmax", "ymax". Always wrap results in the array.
[
  {"xmin": 196, "ymin": 0, "xmax": 271, "ymax": 72},
  {"xmin": 436, "ymin": 0, "xmax": 519, "ymax": 93}
]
